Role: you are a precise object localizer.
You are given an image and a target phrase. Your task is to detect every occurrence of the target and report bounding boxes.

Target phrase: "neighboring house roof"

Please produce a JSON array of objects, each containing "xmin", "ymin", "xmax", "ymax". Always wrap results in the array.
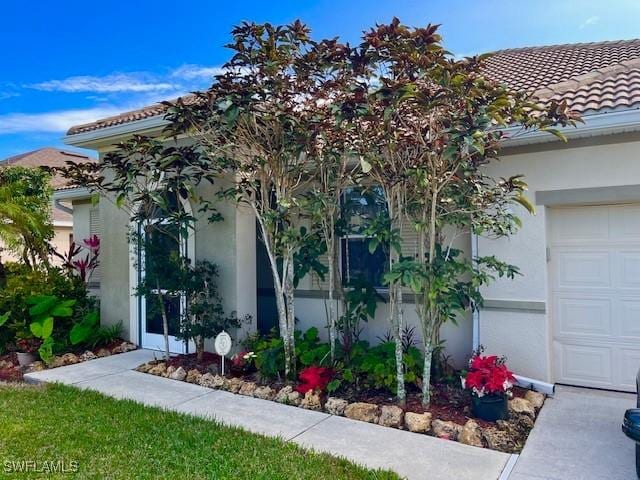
[
  {"xmin": 0, "ymin": 147, "xmax": 96, "ymax": 223},
  {"xmin": 65, "ymin": 38, "xmax": 640, "ymax": 137}
]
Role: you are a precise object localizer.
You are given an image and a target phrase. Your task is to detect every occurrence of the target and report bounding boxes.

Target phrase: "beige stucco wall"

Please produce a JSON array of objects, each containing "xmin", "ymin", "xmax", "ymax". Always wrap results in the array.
[
  {"xmin": 478, "ymin": 133, "xmax": 640, "ymax": 382},
  {"xmin": 95, "ymin": 147, "xmax": 256, "ymax": 347}
]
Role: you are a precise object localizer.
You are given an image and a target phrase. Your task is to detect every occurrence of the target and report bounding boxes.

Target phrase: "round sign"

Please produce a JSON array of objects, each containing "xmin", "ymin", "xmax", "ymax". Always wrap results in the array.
[{"xmin": 214, "ymin": 331, "xmax": 232, "ymax": 357}]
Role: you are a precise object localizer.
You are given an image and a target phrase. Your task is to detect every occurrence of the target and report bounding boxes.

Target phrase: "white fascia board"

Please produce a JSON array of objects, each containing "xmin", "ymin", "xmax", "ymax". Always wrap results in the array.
[
  {"xmin": 53, "ymin": 220, "xmax": 74, "ymax": 228},
  {"xmin": 62, "ymin": 115, "xmax": 169, "ymax": 148},
  {"xmin": 63, "ymin": 106, "xmax": 640, "ymax": 150},
  {"xmin": 53, "ymin": 187, "xmax": 92, "ymax": 201},
  {"xmin": 502, "ymin": 108, "xmax": 640, "ymax": 147}
]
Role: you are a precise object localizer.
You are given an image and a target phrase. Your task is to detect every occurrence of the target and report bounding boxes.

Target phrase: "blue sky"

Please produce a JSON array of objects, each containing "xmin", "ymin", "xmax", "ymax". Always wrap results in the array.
[{"xmin": 1, "ymin": 0, "xmax": 639, "ymax": 159}]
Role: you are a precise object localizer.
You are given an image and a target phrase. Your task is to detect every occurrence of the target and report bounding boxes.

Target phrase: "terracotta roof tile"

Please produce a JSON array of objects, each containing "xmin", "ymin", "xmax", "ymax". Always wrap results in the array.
[
  {"xmin": 67, "ymin": 38, "xmax": 640, "ymax": 136},
  {"xmin": 67, "ymin": 95, "xmax": 203, "ymax": 136}
]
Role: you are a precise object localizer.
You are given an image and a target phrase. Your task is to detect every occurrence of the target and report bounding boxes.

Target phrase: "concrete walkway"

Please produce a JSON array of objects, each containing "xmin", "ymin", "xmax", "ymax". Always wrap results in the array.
[
  {"xmin": 24, "ymin": 349, "xmax": 512, "ymax": 480},
  {"xmin": 511, "ymin": 385, "xmax": 636, "ymax": 480}
]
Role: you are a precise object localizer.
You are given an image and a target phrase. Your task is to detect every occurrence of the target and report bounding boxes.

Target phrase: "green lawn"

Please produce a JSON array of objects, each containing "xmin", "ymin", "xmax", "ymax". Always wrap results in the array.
[{"xmin": 0, "ymin": 383, "xmax": 398, "ymax": 480}]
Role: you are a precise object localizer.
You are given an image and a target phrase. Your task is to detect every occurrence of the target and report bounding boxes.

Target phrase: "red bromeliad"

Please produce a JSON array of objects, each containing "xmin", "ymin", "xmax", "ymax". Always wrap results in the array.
[
  {"xmin": 462, "ymin": 352, "xmax": 515, "ymax": 398},
  {"xmin": 295, "ymin": 366, "xmax": 334, "ymax": 394}
]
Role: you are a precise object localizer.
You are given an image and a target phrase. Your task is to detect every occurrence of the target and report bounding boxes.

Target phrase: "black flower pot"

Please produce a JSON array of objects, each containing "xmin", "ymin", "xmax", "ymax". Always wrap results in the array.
[{"xmin": 471, "ymin": 393, "xmax": 509, "ymax": 421}]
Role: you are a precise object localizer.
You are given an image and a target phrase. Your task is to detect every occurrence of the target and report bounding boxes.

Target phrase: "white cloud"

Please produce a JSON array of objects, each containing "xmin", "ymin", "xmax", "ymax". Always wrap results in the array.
[
  {"xmin": 579, "ymin": 15, "xmax": 600, "ymax": 29},
  {"xmin": 0, "ymin": 106, "xmax": 125, "ymax": 134},
  {"xmin": 170, "ymin": 64, "xmax": 225, "ymax": 81},
  {"xmin": 0, "ymin": 91, "xmax": 20, "ymax": 101},
  {"xmin": 28, "ymin": 74, "xmax": 178, "ymax": 93}
]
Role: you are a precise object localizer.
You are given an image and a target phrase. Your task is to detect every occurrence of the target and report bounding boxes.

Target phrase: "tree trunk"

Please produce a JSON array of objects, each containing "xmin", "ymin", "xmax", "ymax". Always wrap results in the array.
[
  {"xmin": 422, "ymin": 341, "xmax": 433, "ymax": 405},
  {"xmin": 326, "ymin": 228, "xmax": 337, "ymax": 362},
  {"xmin": 155, "ymin": 278, "xmax": 170, "ymax": 361},
  {"xmin": 196, "ymin": 336, "xmax": 204, "ymax": 362},
  {"xmin": 284, "ymin": 252, "xmax": 297, "ymax": 378},
  {"xmin": 253, "ymin": 207, "xmax": 293, "ymax": 379},
  {"xmin": 388, "ymin": 193, "xmax": 406, "ymax": 405}
]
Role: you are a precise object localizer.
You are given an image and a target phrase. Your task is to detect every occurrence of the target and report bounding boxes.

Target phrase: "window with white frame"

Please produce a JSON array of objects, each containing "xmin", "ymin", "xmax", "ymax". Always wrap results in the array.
[{"xmin": 340, "ymin": 186, "xmax": 388, "ymax": 288}]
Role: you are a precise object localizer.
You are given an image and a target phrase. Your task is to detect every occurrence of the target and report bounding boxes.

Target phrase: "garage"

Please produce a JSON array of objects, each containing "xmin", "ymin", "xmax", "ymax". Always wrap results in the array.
[{"xmin": 550, "ymin": 204, "xmax": 640, "ymax": 392}]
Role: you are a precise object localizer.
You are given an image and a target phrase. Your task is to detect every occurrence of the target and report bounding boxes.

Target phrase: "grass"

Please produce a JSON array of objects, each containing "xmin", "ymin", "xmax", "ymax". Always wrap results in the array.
[{"xmin": 0, "ymin": 383, "xmax": 398, "ymax": 480}]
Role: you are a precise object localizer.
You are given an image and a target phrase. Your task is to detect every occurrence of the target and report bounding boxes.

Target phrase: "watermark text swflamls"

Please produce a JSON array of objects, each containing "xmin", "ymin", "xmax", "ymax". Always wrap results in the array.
[{"xmin": 4, "ymin": 459, "xmax": 79, "ymax": 474}]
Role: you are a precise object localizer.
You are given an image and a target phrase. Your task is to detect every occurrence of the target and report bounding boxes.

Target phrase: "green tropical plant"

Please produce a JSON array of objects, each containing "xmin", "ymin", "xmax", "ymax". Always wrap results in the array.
[
  {"xmin": 27, "ymin": 295, "xmax": 76, "ymax": 364},
  {"xmin": 69, "ymin": 310, "xmax": 99, "ymax": 345},
  {"xmin": 85, "ymin": 321, "xmax": 123, "ymax": 349}
]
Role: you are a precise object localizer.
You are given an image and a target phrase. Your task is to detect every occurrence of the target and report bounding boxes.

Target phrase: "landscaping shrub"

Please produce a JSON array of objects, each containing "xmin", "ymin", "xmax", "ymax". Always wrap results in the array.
[
  {"xmin": 295, "ymin": 366, "xmax": 335, "ymax": 394},
  {"xmin": 0, "ymin": 263, "xmax": 100, "ymax": 358},
  {"xmin": 245, "ymin": 327, "xmax": 331, "ymax": 379}
]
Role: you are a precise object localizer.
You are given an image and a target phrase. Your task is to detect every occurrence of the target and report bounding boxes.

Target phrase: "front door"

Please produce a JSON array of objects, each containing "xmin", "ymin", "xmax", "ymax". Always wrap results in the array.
[{"xmin": 139, "ymin": 224, "xmax": 187, "ymax": 353}]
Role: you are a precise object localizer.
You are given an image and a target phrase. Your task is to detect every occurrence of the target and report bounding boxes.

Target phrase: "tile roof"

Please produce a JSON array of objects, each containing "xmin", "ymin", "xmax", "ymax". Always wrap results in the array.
[
  {"xmin": 1, "ymin": 148, "xmax": 96, "ymax": 222},
  {"xmin": 66, "ymin": 39, "xmax": 640, "ymax": 136},
  {"xmin": 66, "ymin": 95, "xmax": 203, "ymax": 136},
  {"xmin": 483, "ymin": 39, "xmax": 640, "ymax": 114}
]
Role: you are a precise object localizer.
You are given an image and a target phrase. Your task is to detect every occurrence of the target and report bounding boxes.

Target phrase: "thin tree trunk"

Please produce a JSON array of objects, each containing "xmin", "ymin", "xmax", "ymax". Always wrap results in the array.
[
  {"xmin": 284, "ymin": 252, "xmax": 297, "ymax": 378},
  {"xmin": 422, "ymin": 340, "xmax": 433, "ymax": 405},
  {"xmin": 253, "ymin": 206, "xmax": 291, "ymax": 378},
  {"xmin": 326, "ymin": 227, "xmax": 337, "ymax": 362},
  {"xmin": 388, "ymin": 192, "xmax": 406, "ymax": 405},
  {"xmin": 155, "ymin": 278, "xmax": 170, "ymax": 361},
  {"xmin": 418, "ymin": 190, "xmax": 440, "ymax": 406}
]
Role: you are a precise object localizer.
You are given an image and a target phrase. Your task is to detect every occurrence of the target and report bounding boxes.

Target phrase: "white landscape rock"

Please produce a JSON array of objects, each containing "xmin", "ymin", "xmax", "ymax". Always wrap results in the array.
[
  {"xmin": 274, "ymin": 386, "xmax": 302, "ymax": 406},
  {"xmin": 432, "ymin": 419, "xmax": 463, "ymax": 441},
  {"xmin": 378, "ymin": 405, "xmax": 404, "ymax": 428},
  {"xmin": 524, "ymin": 390, "xmax": 545, "ymax": 410},
  {"xmin": 404, "ymin": 412, "xmax": 432, "ymax": 433},
  {"xmin": 198, "ymin": 373, "xmax": 225, "ymax": 389},
  {"xmin": 253, "ymin": 386, "xmax": 276, "ymax": 401},
  {"xmin": 325, "ymin": 397, "xmax": 349, "ymax": 416},
  {"xmin": 509, "ymin": 397, "xmax": 536, "ymax": 418},
  {"xmin": 344, "ymin": 402, "xmax": 379, "ymax": 424},
  {"xmin": 169, "ymin": 366, "xmax": 187, "ymax": 381},
  {"xmin": 459, "ymin": 420, "xmax": 484, "ymax": 447},
  {"xmin": 300, "ymin": 390, "xmax": 322, "ymax": 411}
]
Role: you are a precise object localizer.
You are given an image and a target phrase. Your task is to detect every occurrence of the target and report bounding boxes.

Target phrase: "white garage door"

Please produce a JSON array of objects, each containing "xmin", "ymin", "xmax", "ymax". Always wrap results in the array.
[{"xmin": 550, "ymin": 204, "xmax": 640, "ymax": 392}]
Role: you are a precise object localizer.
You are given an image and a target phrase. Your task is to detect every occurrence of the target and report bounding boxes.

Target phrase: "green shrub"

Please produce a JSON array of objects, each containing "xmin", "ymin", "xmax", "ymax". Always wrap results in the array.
[
  {"xmin": 246, "ymin": 326, "xmax": 422, "ymax": 396},
  {"xmin": 0, "ymin": 264, "xmax": 97, "ymax": 355},
  {"xmin": 245, "ymin": 327, "xmax": 331, "ymax": 379}
]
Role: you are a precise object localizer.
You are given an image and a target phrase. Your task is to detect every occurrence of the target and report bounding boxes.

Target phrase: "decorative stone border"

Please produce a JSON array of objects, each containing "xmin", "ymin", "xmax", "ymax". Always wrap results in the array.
[
  {"xmin": 2, "ymin": 341, "xmax": 139, "ymax": 375},
  {"xmin": 136, "ymin": 360, "xmax": 546, "ymax": 453}
]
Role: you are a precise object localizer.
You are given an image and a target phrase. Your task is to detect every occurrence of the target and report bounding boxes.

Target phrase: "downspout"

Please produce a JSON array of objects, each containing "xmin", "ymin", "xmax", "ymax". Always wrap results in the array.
[{"xmin": 471, "ymin": 232, "xmax": 480, "ymax": 350}]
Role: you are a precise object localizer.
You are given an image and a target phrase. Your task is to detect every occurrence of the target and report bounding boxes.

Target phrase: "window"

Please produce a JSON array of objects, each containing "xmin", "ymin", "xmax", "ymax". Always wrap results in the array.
[{"xmin": 340, "ymin": 186, "xmax": 388, "ymax": 287}]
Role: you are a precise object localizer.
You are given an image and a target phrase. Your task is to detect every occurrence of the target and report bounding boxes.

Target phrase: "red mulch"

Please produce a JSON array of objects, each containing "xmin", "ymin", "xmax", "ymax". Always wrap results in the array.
[
  {"xmin": 0, "ymin": 353, "xmax": 23, "ymax": 382},
  {"xmin": 166, "ymin": 352, "xmax": 220, "ymax": 371}
]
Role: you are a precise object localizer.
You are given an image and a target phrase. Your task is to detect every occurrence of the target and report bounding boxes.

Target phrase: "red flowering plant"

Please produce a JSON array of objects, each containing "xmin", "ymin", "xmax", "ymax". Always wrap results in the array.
[
  {"xmin": 461, "ymin": 348, "xmax": 516, "ymax": 398},
  {"xmin": 231, "ymin": 350, "xmax": 257, "ymax": 373},
  {"xmin": 295, "ymin": 366, "xmax": 335, "ymax": 394}
]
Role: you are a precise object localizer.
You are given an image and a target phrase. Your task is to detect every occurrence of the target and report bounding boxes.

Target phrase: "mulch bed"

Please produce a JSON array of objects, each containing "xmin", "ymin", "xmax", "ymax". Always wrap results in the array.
[
  {"xmin": 0, "ymin": 353, "xmax": 24, "ymax": 382},
  {"xmin": 145, "ymin": 352, "xmax": 542, "ymax": 453}
]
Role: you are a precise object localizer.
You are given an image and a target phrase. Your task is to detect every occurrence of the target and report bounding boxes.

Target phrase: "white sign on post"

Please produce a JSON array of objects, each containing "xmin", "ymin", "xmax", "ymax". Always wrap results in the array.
[{"xmin": 214, "ymin": 331, "xmax": 232, "ymax": 376}]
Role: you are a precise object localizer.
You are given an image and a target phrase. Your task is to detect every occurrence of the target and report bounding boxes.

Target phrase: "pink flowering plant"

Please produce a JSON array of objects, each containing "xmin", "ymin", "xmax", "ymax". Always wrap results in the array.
[
  {"xmin": 54, "ymin": 235, "xmax": 100, "ymax": 283},
  {"xmin": 461, "ymin": 347, "xmax": 516, "ymax": 398}
]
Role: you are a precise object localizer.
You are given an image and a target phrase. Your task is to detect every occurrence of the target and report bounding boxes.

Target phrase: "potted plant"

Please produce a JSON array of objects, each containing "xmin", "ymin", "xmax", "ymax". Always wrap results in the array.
[
  {"xmin": 461, "ymin": 348, "xmax": 516, "ymax": 422},
  {"xmin": 15, "ymin": 337, "xmax": 41, "ymax": 366}
]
